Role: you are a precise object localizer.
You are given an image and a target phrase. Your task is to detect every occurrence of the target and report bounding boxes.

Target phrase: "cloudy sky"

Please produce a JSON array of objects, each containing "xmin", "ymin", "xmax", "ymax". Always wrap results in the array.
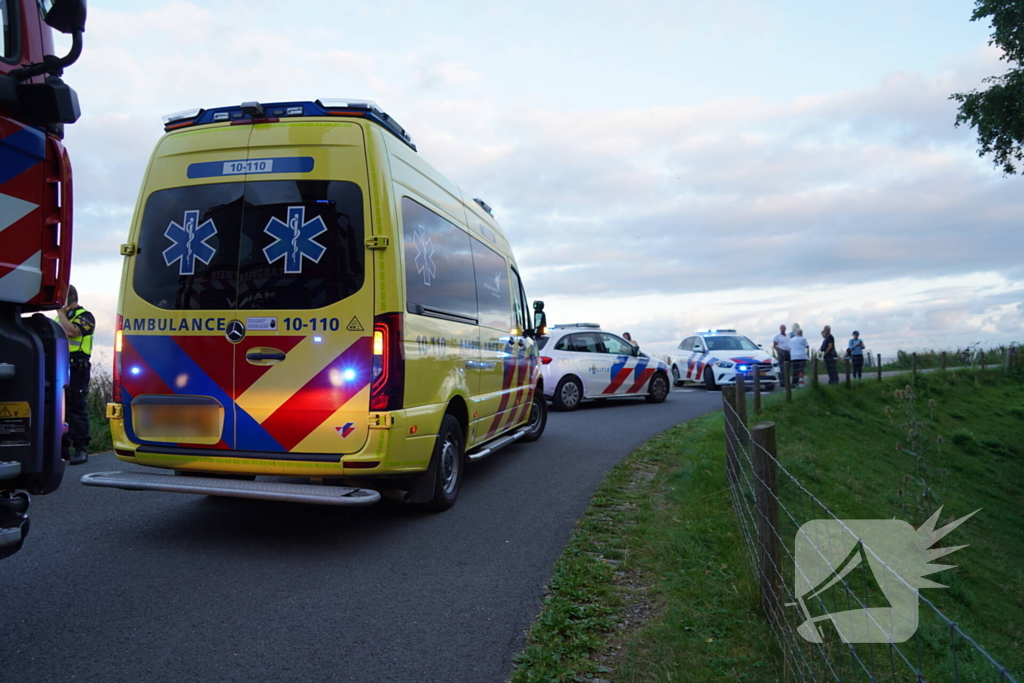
[{"xmin": 58, "ymin": 0, "xmax": 1022, "ymax": 361}]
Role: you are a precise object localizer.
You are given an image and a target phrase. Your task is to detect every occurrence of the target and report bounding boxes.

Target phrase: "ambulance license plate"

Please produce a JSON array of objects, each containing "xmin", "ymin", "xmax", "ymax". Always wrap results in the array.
[{"xmin": 133, "ymin": 404, "xmax": 222, "ymax": 440}]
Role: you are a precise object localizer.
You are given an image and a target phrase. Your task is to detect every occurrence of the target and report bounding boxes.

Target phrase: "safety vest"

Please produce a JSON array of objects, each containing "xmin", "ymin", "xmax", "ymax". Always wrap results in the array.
[{"xmin": 66, "ymin": 307, "xmax": 94, "ymax": 357}]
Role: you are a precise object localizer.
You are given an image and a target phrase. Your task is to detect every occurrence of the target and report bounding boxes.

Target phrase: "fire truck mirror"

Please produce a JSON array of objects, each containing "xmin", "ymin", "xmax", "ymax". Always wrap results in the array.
[{"xmin": 44, "ymin": 0, "xmax": 87, "ymax": 35}]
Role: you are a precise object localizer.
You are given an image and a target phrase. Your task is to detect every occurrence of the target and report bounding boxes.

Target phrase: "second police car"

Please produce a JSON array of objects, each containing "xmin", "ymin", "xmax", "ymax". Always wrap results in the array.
[
  {"xmin": 670, "ymin": 329, "xmax": 780, "ymax": 391},
  {"xmin": 538, "ymin": 324, "xmax": 671, "ymax": 411}
]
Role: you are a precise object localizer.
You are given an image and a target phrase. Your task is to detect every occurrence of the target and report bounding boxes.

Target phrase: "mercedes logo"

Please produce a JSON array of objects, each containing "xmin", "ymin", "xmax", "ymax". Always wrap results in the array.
[{"xmin": 226, "ymin": 320, "xmax": 246, "ymax": 344}]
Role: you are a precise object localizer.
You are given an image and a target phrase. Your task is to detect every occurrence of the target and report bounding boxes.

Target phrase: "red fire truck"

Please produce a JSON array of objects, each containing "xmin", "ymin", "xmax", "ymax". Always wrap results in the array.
[{"xmin": 0, "ymin": 0, "xmax": 86, "ymax": 559}]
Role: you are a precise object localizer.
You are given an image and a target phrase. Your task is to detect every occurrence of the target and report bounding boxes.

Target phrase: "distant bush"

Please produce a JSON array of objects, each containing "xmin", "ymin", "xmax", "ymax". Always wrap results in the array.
[{"xmin": 86, "ymin": 361, "xmax": 113, "ymax": 453}]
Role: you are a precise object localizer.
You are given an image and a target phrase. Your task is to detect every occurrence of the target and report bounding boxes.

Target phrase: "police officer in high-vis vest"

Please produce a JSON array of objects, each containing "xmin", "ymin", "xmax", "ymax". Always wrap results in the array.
[{"xmin": 57, "ymin": 285, "xmax": 95, "ymax": 465}]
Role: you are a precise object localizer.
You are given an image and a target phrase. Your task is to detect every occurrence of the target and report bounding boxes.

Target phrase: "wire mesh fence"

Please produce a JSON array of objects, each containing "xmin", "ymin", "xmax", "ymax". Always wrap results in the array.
[{"xmin": 720, "ymin": 378, "xmax": 1019, "ymax": 683}]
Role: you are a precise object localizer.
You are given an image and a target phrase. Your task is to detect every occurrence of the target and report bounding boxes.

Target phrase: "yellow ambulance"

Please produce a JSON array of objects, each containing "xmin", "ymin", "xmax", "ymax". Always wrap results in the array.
[{"xmin": 86, "ymin": 99, "xmax": 546, "ymax": 510}]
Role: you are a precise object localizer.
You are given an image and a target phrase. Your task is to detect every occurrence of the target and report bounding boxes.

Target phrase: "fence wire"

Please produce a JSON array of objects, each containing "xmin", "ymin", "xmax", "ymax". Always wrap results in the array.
[{"xmin": 721, "ymin": 392, "xmax": 1019, "ymax": 683}]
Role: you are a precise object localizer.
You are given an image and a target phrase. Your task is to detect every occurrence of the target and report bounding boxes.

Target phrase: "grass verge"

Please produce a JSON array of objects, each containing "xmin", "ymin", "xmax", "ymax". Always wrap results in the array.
[{"xmin": 511, "ymin": 369, "xmax": 1023, "ymax": 682}]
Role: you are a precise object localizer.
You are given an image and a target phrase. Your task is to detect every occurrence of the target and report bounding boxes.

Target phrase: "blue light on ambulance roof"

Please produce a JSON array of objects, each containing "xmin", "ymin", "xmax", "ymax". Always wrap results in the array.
[
  {"xmin": 342, "ymin": 369, "xmax": 356, "ymax": 382},
  {"xmin": 130, "ymin": 366, "xmax": 141, "ymax": 375},
  {"xmin": 313, "ymin": 336, "xmax": 323, "ymax": 343}
]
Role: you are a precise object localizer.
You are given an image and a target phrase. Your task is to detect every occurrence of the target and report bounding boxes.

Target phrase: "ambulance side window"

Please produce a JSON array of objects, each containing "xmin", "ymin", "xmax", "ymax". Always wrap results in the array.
[
  {"xmin": 471, "ymin": 238, "xmax": 511, "ymax": 332},
  {"xmin": 510, "ymin": 268, "xmax": 528, "ymax": 334},
  {"xmin": 401, "ymin": 197, "xmax": 478, "ymax": 323}
]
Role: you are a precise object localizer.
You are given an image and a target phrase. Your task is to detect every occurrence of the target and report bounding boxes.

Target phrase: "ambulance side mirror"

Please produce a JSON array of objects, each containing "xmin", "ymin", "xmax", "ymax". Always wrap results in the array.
[{"xmin": 531, "ymin": 300, "xmax": 546, "ymax": 337}]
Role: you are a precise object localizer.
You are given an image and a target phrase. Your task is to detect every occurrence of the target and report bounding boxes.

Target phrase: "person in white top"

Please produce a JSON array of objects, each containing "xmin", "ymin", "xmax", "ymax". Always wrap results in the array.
[
  {"xmin": 789, "ymin": 329, "xmax": 810, "ymax": 386},
  {"xmin": 773, "ymin": 324, "xmax": 791, "ymax": 384}
]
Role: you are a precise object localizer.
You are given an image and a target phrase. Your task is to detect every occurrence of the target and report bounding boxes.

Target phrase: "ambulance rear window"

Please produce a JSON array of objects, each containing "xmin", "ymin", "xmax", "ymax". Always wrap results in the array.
[{"xmin": 133, "ymin": 180, "xmax": 364, "ymax": 311}]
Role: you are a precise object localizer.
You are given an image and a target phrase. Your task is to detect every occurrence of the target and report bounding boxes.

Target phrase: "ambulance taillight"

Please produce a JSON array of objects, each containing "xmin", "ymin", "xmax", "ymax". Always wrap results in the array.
[
  {"xmin": 370, "ymin": 313, "xmax": 404, "ymax": 411},
  {"xmin": 540, "ymin": 356, "xmax": 553, "ymax": 365},
  {"xmin": 112, "ymin": 315, "xmax": 123, "ymax": 402}
]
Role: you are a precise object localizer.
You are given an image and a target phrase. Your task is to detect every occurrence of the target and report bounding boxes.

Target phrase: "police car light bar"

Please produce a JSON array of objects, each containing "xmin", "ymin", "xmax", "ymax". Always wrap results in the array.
[
  {"xmin": 552, "ymin": 323, "xmax": 601, "ymax": 329},
  {"xmin": 697, "ymin": 328, "xmax": 737, "ymax": 334}
]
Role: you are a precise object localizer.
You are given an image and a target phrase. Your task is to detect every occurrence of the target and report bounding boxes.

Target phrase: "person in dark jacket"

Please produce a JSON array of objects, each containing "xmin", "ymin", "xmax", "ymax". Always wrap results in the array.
[{"xmin": 821, "ymin": 325, "xmax": 839, "ymax": 385}]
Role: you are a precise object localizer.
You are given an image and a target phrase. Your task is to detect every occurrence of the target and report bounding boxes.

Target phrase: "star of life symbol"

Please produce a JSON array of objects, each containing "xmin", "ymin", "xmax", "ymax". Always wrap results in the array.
[
  {"xmin": 791, "ymin": 507, "xmax": 977, "ymax": 644},
  {"xmin": 163, "ymin": 210, "xmax": 217, "ymax": 276},
  {"xmin": 263, "ymin": 206, "xmax": 327, "ymax": 274},
  {"xmin": 413, "ymin": 225, "xmax": 436, "ymax": 285}
]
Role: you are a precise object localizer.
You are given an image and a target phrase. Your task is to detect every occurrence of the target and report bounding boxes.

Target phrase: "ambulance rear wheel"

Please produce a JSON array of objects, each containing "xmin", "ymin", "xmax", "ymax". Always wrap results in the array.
[
  {"xmin": 553, "ymin": 376, "xmax": 583, "ymax": 412},
  {"xmin": 703, "ymin": 366, "xmax": 719, "ymax": 391},
  {"xmin": 646, "ymin": 373, "xmax": 670, "ymax": 403},
  {"xmin": 423, "ymin": 414, "xmax": 464, "ymax": 512},
  {"xmin": 671, "ymin": 365, "xmax": 683, "ymax": 386},
  {"xmin": 520, "ymin": 391, "xmax": 548, "ymax": 442}
]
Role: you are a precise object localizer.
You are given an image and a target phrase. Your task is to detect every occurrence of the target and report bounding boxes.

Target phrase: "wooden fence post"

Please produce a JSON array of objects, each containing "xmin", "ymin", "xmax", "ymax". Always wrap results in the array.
[
  {"xmin": 912, "ymin": 352, "xmax": 918, "ymax": 381},
  {"xmin": 785, "ymin": 360, "xmax": 792, "ymax": 403},
  {"xmin": 722, "ymin": 386, "xmax": 739, "ymax": 487},
  {"xmin": 980, "ymin": 351, "xmax": 987, "ymax": 371},
  {"xmin": 877, "ymin": 353, "xmax": 882, "ymax": 382},
  {"xmin": 1006, "ymin": 346, "xmax": 1012, "ymax": 375},
  {"xmin": 812, "ymin": 357, "xmax": 819, "ymax": 388},
  {"xmin": 942, "ymin": 351, "xmax": 947, "ymax": 371},
  {"xmin": 845, "ymin": 357, "xmax": 852, "ymax": 389},
  {"xmin": 752, "ymin": 369, "xmax": 762, "ymax": 415},
  {"xmin": 735, "ymin": 373, "xmax": 747, "ymax": 428},
  {"xmin": 752, "ymin": 421, "xmax": 782, "ymax": 627}
]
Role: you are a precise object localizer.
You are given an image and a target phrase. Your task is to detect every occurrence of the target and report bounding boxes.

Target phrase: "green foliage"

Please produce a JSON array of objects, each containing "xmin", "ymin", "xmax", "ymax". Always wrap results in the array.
[
  {"xmin": 513, "ymin": 368, "xmax": 1024, "ymax": 682},
  {"xmin": 950, "ymin": 0, "xmax": 1024, "ymax": 174},
  {"xmin": 86, "ymin": 363, "xmax": 113, "ymax": 452}
]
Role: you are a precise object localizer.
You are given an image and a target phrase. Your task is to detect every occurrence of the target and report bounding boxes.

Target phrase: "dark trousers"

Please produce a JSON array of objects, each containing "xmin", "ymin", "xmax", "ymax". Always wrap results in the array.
[
  {"xmin": 66, "ymin": 360, "xmax": 91, "ymax": 448},
  {"xmin": 792, "ymin": 359, "xmax": 806, "ymax": 385},
  {"xmin": 824, "ymin": 356, "xmax": 840, "ymax": 384},
  {"xmin": 777, "ymin": 350, "xmax": 790, "ymax": 382},
  {"xmin": 852, "ymin": 354, "xmax": 864, "ymax": 379}
]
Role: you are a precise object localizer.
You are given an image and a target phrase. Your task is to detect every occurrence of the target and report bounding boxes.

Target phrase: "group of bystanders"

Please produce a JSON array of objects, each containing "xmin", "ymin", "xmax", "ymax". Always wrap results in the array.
[{"xmin": 773, "ymin": 323, "xmax": 865, "ymax": 387}]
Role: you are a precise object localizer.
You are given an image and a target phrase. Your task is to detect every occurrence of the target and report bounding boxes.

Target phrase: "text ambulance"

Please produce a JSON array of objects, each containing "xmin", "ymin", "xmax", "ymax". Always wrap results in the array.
[{"xmin": 85, "ymin": 100, "xmax": 546, "ymax": 511}]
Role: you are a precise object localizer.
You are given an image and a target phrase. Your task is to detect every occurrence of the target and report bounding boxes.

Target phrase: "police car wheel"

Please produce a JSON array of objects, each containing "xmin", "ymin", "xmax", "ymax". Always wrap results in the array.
[
  {"xmin": 703, "ymin": 366, "xmax": 719, "ymax": 391},
  {"xmin": 520, "ymin": 392, "xmax": 548, "ymax": 443},
  {"xmin": 646, "ymin": 373, "xmax": 670, "ymax": 403},
  {"xmin": 553, "ymin": 376, "xmax": 583, "ymax": 411},
  {"xmin": 671, "ymin": 365, "xmax": 683, "ymax": 386},
  {"xmin": 424, "ymin": 414, "xmax": 464, "ymax": 511}
]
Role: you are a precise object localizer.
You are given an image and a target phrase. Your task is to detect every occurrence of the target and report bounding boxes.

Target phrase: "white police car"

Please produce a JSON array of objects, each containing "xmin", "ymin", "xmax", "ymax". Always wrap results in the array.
[
  {"xmin": 670, "ymin": 329, "xmax": 780, "ymax": 391},
  {"xmin": 537, "ymin": 323, "xmax": 671, "ymax": 411}
]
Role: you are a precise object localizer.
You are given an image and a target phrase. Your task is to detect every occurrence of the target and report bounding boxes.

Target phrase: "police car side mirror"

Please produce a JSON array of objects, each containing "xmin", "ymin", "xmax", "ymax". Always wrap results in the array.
[{"xmin": 758, "ymin": 344, "xmax": 764, "ymax": 349}]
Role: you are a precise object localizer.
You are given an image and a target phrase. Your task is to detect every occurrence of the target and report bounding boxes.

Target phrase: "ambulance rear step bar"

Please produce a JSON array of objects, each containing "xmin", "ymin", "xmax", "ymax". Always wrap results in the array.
[
  {"xmin": 466, "ymin": 426, "xmax": 529, "ymax": 462},
  {"xmin": 80, "ymin": 471, "xmax": 381, "ymax": 506}
]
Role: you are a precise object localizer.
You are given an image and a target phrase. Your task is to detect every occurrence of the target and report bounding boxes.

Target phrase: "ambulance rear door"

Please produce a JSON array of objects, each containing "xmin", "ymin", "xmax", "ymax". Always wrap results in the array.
[{"xmin": 229, "ymin": 120, "xmax": 374, "ymax": 456}]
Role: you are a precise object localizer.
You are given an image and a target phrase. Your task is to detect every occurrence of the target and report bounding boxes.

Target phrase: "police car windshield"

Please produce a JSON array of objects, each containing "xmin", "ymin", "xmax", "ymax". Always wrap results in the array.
[{"xmin": 705, "ymin": 335, "xmax": 759, "ymax": 351}]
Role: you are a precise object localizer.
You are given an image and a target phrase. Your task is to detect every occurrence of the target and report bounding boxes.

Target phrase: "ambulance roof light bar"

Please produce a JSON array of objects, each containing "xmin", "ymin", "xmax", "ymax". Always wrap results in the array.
[{"xmin": 159, "ymin": 99, "xmax": 418, "ymax": 151}]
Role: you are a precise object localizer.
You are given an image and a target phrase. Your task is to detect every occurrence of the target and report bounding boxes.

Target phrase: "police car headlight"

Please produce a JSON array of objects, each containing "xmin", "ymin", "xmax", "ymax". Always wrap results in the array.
[{"xmin": 714, "ymin": 361, "xmax": 734, "ymax": 369}]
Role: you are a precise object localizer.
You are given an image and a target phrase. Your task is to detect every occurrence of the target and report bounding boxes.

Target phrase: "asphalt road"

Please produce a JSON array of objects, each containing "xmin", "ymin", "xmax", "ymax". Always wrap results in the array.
[{"xmin": 1, "ymin": 388, "xmax": 721, "ymax": 683}]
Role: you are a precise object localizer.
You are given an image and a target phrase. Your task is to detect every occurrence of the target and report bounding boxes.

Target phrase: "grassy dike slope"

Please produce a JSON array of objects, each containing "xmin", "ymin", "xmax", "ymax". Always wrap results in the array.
[{"xmin": 512, "ymin": 370, "xmax": 1024, "ymax": 683}]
